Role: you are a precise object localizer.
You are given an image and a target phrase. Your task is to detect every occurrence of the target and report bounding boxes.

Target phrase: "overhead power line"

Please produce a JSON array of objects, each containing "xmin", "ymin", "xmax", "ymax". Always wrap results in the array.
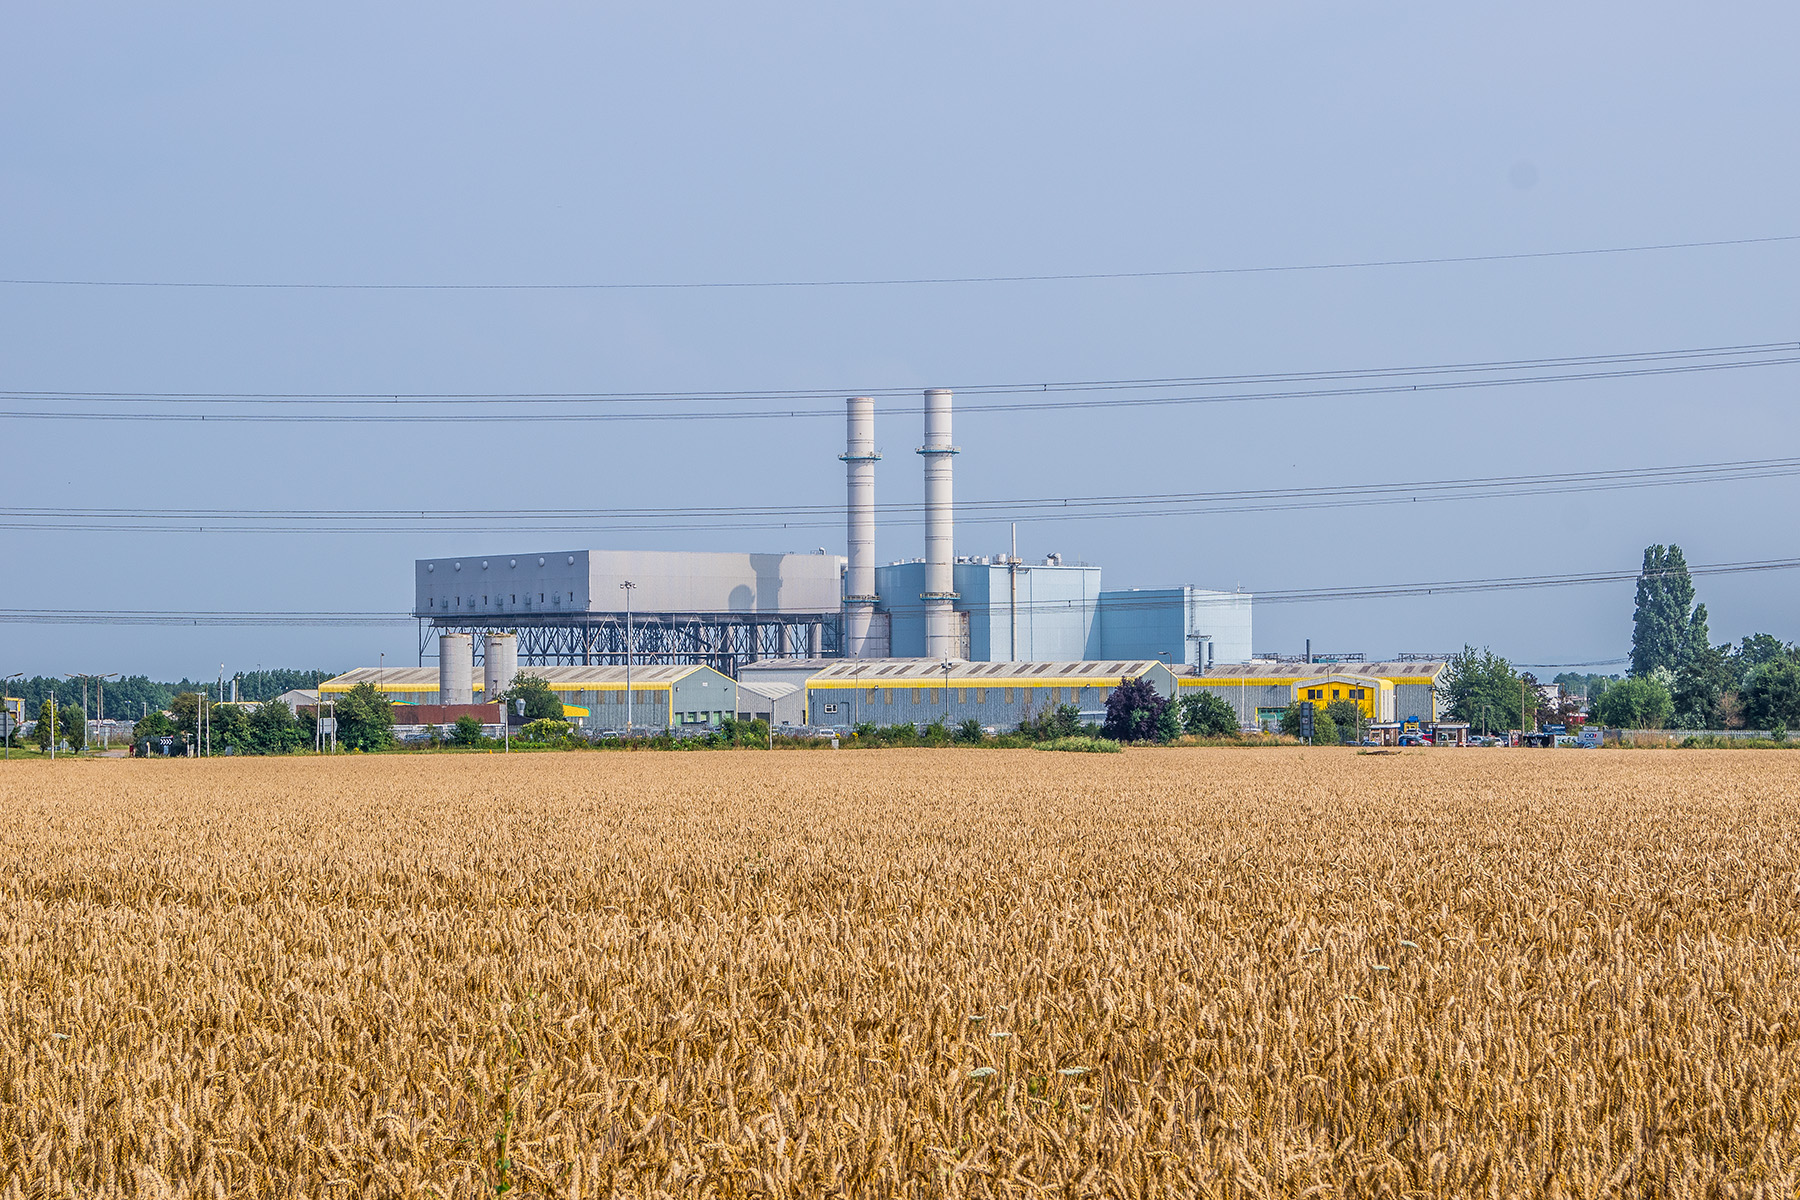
[
  {"xmin": 0, "ymin": 455, "xmax": 1795, "ymax": 535},
  {"xmin": 2, "ymin": 344, "xmax": 1794, "ymax": 424},
  {"xmin": 2, "ymin": 233, "xmax": 1794, "ymax": 291},
  {"xmin": 7, "ymin": 341, "xmax": 1791, "ymax": 405},
  {"xmin": 4, "ymin": 555, "xmax": 1796, "ymax": 627}
]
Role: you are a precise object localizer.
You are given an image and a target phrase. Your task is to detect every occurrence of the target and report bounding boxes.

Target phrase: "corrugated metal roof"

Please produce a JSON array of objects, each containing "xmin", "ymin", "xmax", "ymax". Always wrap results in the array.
[
  {"xmin": 807, "ymin": 659, "xmax": 1166, "ymax": 685},
  {"xmin": 1178, "ymin": 661, "xmax": 1445, "ymax": 682},
  {"xmin": 737, "ymin": 658, "xmax": 843, "ymax": 674},
  {"xmin": 736, "ymin": 680, "xmax": 799, "ymax": 701}
]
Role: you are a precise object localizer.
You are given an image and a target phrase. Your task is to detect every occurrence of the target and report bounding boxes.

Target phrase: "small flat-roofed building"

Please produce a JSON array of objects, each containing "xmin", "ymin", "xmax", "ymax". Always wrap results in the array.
[{"xmin": 735, "ymin": 680, "xmax": 806, "ymax": 727}]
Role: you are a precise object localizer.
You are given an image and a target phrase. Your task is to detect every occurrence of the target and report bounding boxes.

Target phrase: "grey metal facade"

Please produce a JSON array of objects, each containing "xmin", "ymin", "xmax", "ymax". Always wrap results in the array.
[{"xmin": 416, "ymin": 549, "xmax": 847, "ymax": 676}]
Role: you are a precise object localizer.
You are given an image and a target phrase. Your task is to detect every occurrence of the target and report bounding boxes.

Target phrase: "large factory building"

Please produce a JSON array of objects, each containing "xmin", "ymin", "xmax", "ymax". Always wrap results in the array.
[
  {"xmin": 350, "ymin": 384, "xmax": 1263, "ymax": 732},
  {"xmin": 405, "ymin": 386, "xmax": 1250, "ymax": 680}
]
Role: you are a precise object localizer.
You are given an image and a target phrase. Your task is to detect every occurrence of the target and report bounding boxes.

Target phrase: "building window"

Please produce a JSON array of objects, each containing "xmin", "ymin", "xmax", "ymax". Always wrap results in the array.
[
  {"xmin": 1005, "ymin": 688, "xmax": 1014, "ymax": 703},
  {"xmin": 884, "ymin": 690, "xmax": 893, "ymax": 705},
  {"xmin": 957, "ymin": 689, "xmax": 967, "ymax": 704},
  {"xmin": 866, "ymin": 688, "xmax": 878, "ymax": 703},
  {"xmin": 912, "ymin": 688, "xmax": 920, "ymax": 702},
  {"xmin": 976, "ymin": 689, "xmax": 986, "ymax": 703}
]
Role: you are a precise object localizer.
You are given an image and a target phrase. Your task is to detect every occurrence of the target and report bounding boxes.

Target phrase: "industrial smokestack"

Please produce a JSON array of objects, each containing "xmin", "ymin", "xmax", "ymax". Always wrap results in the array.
[
  {"xmin": 483, "ymin": 631, "xmax": 518, "ymax": 700},
  {"xmin": 439, "ymin": 632, "xmax": 473, "ymax": 704},
  {"xmin": 918, "ymin": 388, "xmax": 958, "ymax": 660},
  {"xmin": 841, "ymin": 396, "xmax": 880, "ymax": 657}
]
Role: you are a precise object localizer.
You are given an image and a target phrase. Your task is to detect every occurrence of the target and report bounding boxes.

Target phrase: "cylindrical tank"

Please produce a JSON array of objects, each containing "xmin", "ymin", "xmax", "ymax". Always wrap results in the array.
[
  {"xmin": 918, "ymin": 388, "xmax": 958, "ymax": 660},
  {"xmin": 483, "ymin": 632, "xmax": 518, "ymax": 701},
  {"xmin": 438, "ymin": 632, "xmax": 473, "ymax": 704},
  {"xmin": 840, "ymin": 396, "xmax": 881, "ymax": 656}
]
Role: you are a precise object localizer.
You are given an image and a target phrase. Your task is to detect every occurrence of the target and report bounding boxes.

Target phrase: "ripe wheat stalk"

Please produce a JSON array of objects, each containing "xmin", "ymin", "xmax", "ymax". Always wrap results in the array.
[{"xmin": 2, "ymin": 749, "xmax": 1798, "ymax": 1196}]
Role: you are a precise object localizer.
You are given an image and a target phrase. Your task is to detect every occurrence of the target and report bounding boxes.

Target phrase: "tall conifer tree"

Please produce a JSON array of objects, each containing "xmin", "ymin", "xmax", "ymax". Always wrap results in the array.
[{"xmin": 1630, "ymin": 544, "xmax": 1699, "ymax": 678}]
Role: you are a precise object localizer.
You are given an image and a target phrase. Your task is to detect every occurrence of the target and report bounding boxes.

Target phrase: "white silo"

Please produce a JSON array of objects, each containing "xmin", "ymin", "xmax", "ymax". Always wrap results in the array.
[
  {"xmin": 484, "ymin": 632, "xmax": 519, "ymax": 700},
  {"xmin": 918, "ymin": 388, "xmax": 958, "ymax": 660},
  {"xmin": 841, "ymin": 396, "xmax": 881, "ymax": 657},
  {"xmin": 438, "ymin": 632, "xmax": 474, "ymax": 704}
]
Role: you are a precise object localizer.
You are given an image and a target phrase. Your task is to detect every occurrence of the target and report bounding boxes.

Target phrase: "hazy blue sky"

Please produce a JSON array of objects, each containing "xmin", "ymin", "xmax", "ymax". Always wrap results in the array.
[{"xmin": 3, "ymin": 3, "xmax": 1796, "ymax": 678}]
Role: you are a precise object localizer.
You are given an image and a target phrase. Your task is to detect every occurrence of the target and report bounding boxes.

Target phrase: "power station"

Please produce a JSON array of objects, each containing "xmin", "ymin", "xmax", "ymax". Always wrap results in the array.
[{"xmin": 403, "ymin": 388, "xmax": 1255, "ymax": 729}]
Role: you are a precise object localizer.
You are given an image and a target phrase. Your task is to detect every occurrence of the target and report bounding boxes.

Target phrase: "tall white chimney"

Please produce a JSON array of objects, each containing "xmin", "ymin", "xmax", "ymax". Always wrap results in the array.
[
  {"xmin": 841, "ymin": 396, "xmax": 880, "ymax": 657},
  {"xmin": 918, "ymin": 388, "xmax": 958, "ymax": 660}
]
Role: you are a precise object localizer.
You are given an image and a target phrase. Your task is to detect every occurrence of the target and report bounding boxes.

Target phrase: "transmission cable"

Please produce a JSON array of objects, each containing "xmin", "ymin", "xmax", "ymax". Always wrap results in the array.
[
  {"xmin": 3, "ymin": 348, "xmax": 1794, "ymax": 424},
  {"xmin": 1, "ymin": 455, "xmax": 1793, "ymax": 533},
  {"xmin": 2, "ymin": 233, "xmax": 1794, "ymax": 291}
]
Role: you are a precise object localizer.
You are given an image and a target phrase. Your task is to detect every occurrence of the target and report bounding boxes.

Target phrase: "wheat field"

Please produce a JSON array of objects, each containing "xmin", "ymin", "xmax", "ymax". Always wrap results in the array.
[{"xmin": 3, "ymin": 749, "xmax": 1799, "ymax": 1197}]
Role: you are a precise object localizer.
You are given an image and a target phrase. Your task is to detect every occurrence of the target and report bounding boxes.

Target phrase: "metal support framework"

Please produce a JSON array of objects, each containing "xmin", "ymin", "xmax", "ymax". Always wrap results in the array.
[{"xmin": 419, "ymin": 613, "xmax": 843, "ymax": 677}]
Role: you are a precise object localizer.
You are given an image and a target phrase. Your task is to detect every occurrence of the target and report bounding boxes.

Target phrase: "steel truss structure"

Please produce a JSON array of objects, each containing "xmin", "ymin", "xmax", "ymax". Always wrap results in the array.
[{"xmin": 417, "ymin": 612, "xmax": 843, "ymax": 677}]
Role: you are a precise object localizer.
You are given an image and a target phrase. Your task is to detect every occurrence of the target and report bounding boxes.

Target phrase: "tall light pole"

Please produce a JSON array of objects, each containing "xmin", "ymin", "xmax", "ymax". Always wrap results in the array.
[
  {"xmin": 621, "ymin": 581, "xmax": 636, "ymax": 737},
  {"xmin": 69, "ymin": 673, "xmax": 121, "ymax": 751},
  {"xmin": 2, "ymin": 672, "xmax": 20, "ymax": 760},
  {"xmin": 1157, "ymin": 651, "xmax": 1172, "ymax": 732}
]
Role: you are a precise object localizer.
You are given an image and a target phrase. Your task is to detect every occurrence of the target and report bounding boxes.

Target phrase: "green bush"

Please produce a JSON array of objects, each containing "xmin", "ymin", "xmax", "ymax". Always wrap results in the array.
[
  {"xmin": 1179, "ymin": 692, "xmax": 1239, "ymax": 737},
  {"xmin": 1021, "ymin": 703, "xmax": 1084, "ymax": 742},
  {"xmin": 1279, "ymin": 701, "xmax": 1338, "ymax": 744},
  {"xmin": 503, "ymin": 674, "xmax": 566, "ymax": 722},
  {"xmin": 1592, "ymin": 676, "xmax": 1674, "ymax": 729},
  {"xmin": 520, "ymin": 718, "xmax": 573, "ymax": 744},
  {"xmin": 1033, "ymin": 736, "xmax": 1123, "ymax": 754}
]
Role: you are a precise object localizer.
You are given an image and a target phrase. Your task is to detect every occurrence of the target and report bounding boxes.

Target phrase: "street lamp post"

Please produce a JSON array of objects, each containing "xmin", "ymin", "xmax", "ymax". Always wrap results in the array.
[
  {"xmin": 1157, "ymin": 651, "xmax": 1173, "ymax": 735},
  {"xmin": 2, "ymin": 672, "xmax": 21, "ymax": 760},
  {"xmin": 620, "ymin": 581, "xmax": 636, "ymax": 737}
]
